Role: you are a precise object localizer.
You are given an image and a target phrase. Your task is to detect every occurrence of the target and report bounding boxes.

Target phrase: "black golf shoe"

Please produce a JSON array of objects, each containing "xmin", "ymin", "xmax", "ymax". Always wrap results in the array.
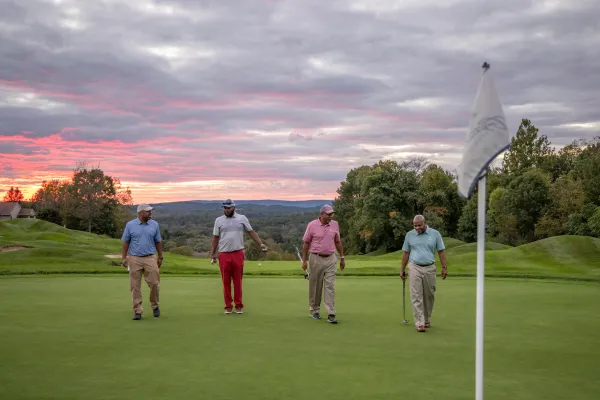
[
  {"xmin": 327, "ymin": 315, "xmax": 338, "ymax": 324},
  {"xmin": 153, "ymin": 307, "xmax": 160, "ymax": 317},
  {"xmin": 133, "ymin": 313, "xmax": 142, "ymax": 320}
]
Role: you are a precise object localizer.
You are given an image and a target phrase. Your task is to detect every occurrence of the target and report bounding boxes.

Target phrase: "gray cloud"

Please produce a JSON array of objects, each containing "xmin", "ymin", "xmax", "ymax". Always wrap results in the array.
[{"xmin": 1, "ymin": 0, "xmax": 599, "ymax": 199}]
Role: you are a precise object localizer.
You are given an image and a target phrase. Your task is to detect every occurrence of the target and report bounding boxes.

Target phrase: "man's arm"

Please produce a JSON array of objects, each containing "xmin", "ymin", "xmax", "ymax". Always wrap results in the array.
[
  {"xmin": 400, "ymin": 234, "xmax": 410, "ymax": 278},
  {"xmin": 438, "ymin": 249, "xmax": 447, "ymax": 279},
  {"xmin": 302, "ymin": 241, "xmax": 310, "ymax": 270},
  {"xmin": 120, "ymin": 223, "xmax": 130, "ymax": 267},
  {"xmin": 210, "ymin": 236, "xmax": 219, "ymax": 261},
  {"xmin": 301, "ymin": 223, "xmax": 312, "ymax": 267},
  {"xmin": 121, "ymin": 242, "xmax": 130, "ymax": 267},
  {"xmin": 248, "ymin": 230, "xmax": 267, "ymax": 251},
  {"xmin": 436, "ymin": 232, "xmax": 447, "ymax": 279},
  {"xmin": 400, "ymin": 251, "xmax": 409, "ymax": 278},
  {"xmin": 334, "ymin": 232, "xmax": 345, "ymax": 270},
  {"xmin": 154, "ymin": 223, "xmax": 163, "ymax": 266},
  {"xmin": 156, "ymin": 241, "xmax": 163, "ymax": 267}
]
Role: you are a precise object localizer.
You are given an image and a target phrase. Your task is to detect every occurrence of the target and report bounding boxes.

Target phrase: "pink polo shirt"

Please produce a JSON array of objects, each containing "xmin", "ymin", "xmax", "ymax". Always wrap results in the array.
[{"xmin": 303, "ymin": 218, "xmax": 340, "ymax": 254}]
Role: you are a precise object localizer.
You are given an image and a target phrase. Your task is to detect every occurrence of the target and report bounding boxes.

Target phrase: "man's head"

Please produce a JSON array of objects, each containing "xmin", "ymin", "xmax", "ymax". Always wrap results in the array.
[
  {"xmin": 319, "ymin": 204, "xmax": 334, "ymax": 224},
  {"xmin": 137, "ymin": 203, "xmax": 153, "ymax": 223},
  {"xmin": 413, "ymin": 214, "xmax": 426, "ymax": 234},
  {"xmin": 222, "ymin": 199, "xmax": 235, "ymax": 218}
]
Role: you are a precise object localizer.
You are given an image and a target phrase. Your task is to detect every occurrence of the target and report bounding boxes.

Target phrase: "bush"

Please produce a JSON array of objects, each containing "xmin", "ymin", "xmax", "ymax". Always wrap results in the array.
[
  {"xmin": 170, "ymin": 245, "xmax": 194, "ymax": 257},
  {"xmin": 265, "ymin": 251, "xmax": 282, "ymax": 261}
]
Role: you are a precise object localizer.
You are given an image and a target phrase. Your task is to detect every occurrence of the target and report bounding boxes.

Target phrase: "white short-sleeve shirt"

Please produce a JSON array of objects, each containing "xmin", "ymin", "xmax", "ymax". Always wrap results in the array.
[{"xmin": 213, "ymin": 212, "xmax": 253, "ymax": 253}]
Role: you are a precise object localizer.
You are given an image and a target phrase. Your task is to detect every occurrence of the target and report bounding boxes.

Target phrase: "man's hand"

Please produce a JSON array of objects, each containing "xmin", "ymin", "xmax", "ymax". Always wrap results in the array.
[
  {"xmin": 400, "ymin": 270, "xmax": 407, "ymax": 281},
  {"xmin": 157, "ymin": 256, "xmax": 163, "ymax": 268},
  {"xmin": 121, "ymin": 257, "xmax": 128, "ymax": 268},
  {"xmin": 302, "ymin": 261, "xmax": 308, "ymax": 270},
  {"xmin": 339, "ymin": 258, "xmax": 345, "ymax": 270},
  {"xmin": 260, "ymin": 244, "xmax": 269, "ymax": 252},
  {"xmin": 442, "ymin": 266, "xmax": 447, "ymax": 280},
  {"xmin": 210, "ymin": 256, "xmax": 218, "ymax": 265}
]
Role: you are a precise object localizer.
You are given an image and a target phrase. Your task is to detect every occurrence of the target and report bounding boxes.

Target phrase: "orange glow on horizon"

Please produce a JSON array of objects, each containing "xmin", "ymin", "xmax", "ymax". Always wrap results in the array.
[{"xmin": 1, "ymin": 178, "xmax": 337, "ymax": 204}]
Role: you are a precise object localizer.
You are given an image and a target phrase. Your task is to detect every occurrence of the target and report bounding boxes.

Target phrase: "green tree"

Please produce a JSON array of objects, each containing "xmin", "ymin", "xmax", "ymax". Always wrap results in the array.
[
  {"xmin": 573, "ymin": 136, "xmax": 600, "ymax": 205},
  {"xmin": 457, "ymin": 196, "xmax": 478, "ymax": 242},
  {"xmin": 504, "ymin": 168, "xmax": 551, "ymax": 241},
  {"xmin": 501, "ymin": 119, "xmax": 554, "ymax": 176},
  {"xmin": 587, "ymin": 207, "xmax": 600, "ymax": 238},
  {"xmin": 487, "ymin": 187, "xmax": 520, "ymax": 245},
  {"xmin": 30, "ymin": 180, "xmax": 72, "ymax": 226},
  {"xmin": 535, "ymin": 176, "xmax": 586, "ymax": 237},
  {"xmin": 67, "ymin": 164, "xmax": 133, "ymax": 235},
  {"xmin": 333, "ymin": 165, "xmax": 372, "ymax": 253},
  {"xmin": 417, "ymin": 164, "xmax": 464, "ymax": 236},
  {"xmin": 333, "ymin": 159, "xmax": 421, "ymax": 254}
]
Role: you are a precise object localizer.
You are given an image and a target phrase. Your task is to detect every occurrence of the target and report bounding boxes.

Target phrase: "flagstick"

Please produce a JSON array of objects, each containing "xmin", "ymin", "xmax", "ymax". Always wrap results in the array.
[{"xmin": 476, "ymin": 174, "xmax": 486, "ymax": 400}]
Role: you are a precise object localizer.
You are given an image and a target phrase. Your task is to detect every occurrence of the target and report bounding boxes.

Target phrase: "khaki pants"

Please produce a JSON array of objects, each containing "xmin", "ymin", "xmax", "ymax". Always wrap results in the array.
[
  {"xmin": 408, "ymin": 262, "xmax": 436, "ymax": 327},
  {"xmin": 308, "ymin": 253, "xmax": 337, "ymax": 316},
  {"xmin": 128, "ymin": 255, "xmax": 160, "ymax": 314}
]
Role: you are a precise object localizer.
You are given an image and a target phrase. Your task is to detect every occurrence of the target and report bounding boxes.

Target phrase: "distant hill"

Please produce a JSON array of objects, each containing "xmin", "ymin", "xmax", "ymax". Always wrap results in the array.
[{"xmin": 150, "ymin": 199, "xmax": 331, "ymax": 210}]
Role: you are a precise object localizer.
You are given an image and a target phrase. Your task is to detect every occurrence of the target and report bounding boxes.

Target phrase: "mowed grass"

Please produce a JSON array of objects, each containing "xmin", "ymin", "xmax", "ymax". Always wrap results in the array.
[
  {"xmin": 0, "ymin": 276, "xmax": 599, "ymax": 400},
  {"xmin": 2, "ymin": 219, "xmax": 599, "ymax": 281}
]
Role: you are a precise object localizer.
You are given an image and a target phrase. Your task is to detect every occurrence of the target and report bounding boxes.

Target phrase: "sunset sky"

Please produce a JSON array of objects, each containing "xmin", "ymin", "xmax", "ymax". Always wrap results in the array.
[{"xmin": 1, "ymin": 0, "xmax": 599, "ymax": 204}]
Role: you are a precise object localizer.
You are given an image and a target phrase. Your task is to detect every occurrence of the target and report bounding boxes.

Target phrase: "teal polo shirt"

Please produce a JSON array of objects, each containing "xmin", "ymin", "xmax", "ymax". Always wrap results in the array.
[{"xmin": 402, "ymin": 226, "xmax": 445, "ymax": 266}]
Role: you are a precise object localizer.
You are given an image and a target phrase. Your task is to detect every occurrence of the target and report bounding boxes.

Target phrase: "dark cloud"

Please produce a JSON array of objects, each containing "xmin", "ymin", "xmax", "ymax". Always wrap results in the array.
[{"xmin": 1, "ymin": 0, "xmax": 599, "ymax": 200}]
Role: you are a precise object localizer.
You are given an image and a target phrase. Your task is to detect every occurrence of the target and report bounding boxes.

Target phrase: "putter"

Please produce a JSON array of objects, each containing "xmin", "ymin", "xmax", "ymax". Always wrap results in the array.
[
  {"xmin": 295, "ymin": 246, "xmax": 309, "ymax": 279},
  {"xmin": 402, "ymin": 274, "xmax": 409, "ymax": 324}
]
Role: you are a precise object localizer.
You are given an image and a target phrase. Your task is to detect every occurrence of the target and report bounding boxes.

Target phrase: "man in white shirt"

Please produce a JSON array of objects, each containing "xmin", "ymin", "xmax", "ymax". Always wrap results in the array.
[{"xmin": 210, "ymin": 199, "xmax": 268, "ymax": 314}]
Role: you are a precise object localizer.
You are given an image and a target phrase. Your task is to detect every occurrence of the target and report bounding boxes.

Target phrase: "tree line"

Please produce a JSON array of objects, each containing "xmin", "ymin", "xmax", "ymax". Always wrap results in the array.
[
  {"xmin": 154, "ymin": 204, "xmax": 318, "ymax": 261},
  {"xmin": 4, "ymin": 163, "xmax": 134, "ymax": 238},
  {"xmin": 332, "ymin": 118, "xmax": 600, "ymax": 254}
]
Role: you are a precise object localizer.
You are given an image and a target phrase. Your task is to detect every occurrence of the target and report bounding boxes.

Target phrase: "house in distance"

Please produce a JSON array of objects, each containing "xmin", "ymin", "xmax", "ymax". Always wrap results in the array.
[{"xmin": 0, "ymin": 202, "xmax": 37, "ymax": 220}]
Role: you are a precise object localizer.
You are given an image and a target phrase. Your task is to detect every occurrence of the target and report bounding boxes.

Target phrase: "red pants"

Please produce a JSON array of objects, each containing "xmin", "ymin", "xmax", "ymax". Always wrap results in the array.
[{"xmin": 218, "ymin": 250, "xmax": 245, "ymax": 308}]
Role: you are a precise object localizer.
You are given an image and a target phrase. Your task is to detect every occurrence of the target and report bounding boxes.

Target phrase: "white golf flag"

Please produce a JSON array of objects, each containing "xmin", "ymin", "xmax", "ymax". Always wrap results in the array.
[{"xmin": 457, "ymin": 63, "xmax": 510, "ymax": 199}]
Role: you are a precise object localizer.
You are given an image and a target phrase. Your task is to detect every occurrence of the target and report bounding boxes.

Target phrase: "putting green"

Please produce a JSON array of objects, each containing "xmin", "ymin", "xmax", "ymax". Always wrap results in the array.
[{"xmin": 0, "ymin": 276, "xmax": 598, "ymax": 400}]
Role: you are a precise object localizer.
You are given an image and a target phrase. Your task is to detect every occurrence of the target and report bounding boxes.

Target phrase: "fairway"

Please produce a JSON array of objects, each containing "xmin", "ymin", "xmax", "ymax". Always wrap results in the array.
[{"xmin": 1, "ymin": 276, "xmax": 599, "ymax": 400}]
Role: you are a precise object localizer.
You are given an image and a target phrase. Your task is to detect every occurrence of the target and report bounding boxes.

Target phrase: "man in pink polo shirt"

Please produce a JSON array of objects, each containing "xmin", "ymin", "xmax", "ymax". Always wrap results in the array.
[{"xmin": 301, "ymin": 204, "xmax": 345, "ymax": 324}]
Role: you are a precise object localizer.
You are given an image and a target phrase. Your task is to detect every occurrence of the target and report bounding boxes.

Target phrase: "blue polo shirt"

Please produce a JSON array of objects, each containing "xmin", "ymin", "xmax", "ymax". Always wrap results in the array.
[
  {"xmin": 402, "ymin": 226, "xmax": 445, "ymax": 266},
  {"xmin": 121, "ymin": 218, "xmax": 162, "ymax": 256}
]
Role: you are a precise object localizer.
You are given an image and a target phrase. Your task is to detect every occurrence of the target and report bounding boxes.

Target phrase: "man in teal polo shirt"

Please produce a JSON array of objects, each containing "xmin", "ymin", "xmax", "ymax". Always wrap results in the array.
[{"xmin": 400, "ymin": 214, "xmax": 448, "ymax": 332}]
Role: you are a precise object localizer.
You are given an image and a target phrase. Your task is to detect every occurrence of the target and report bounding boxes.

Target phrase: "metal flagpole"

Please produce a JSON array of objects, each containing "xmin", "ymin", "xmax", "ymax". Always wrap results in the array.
[
  {"xmin": 476, "ymin": 175, "xmax": 486, "ymax": 400},
  {"xmin": 456, "ymin": 61, "xmax": 511, "ymax": 400}
]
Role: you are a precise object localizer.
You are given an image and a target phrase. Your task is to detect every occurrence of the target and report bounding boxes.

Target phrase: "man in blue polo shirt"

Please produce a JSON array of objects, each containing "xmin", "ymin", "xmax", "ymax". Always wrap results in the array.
[
  {"xmin": 400, "ymin": 214, "xmax": 448, "ymax": 332},
  {"xmin": 121, "ymin": 203, "xmax": 163, "ymax": 320}
]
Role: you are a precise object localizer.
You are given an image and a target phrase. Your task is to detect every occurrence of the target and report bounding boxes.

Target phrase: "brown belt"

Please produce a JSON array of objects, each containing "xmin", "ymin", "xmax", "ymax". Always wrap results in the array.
[{"xmin": 312, "ymin": 253, "xmax": 333, "ymax": 258}]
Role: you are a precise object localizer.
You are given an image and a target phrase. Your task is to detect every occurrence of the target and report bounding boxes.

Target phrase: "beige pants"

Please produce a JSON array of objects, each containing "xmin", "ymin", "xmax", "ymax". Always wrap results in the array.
[
  {"xmin": 308, "ymin": 253, "xmax": 337, "ymax": 316},
  {"xmin": 128, "ymin": 255, "xmax": 160, "ymax": 314},
  {"xmin": 408, "ymin": 262, "xmax": 437, "ymax": 327}
]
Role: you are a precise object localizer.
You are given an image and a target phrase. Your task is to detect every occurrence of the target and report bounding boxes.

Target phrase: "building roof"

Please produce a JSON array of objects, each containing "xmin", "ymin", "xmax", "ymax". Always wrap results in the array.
[
  {"xmin": 18, "ymin": 208, "xmax": 36, "ymax": 216},
  {"xmin": 0, "ymin": 202, "xmax": 20, "ymax": 215}
]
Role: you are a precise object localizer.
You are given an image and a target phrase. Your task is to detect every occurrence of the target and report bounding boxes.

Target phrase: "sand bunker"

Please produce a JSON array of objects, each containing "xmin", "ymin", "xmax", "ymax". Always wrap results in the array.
[
  {"xmin": 1, "ymin": 246, "xmax": 27, "ymax": 252},
  {"xmin": 104, "ymin": 254, "xmax": 122, "ymax": 259}
]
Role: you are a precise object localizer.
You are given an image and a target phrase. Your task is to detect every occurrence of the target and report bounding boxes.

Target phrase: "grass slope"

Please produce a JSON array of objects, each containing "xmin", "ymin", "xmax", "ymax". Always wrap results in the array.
[
  {"xmin": 1, "ymin": 219, "xmax": 599, "ymax": 281},
  {"xmin": 0, "ymin": 276, "xmax": 598, "ymax": 400}
]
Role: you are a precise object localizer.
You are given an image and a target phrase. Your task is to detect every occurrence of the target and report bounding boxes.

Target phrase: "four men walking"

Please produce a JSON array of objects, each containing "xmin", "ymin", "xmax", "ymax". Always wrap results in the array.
[{"xmin": 120, "ymin": 202, "xmax": 447, "ymax": 333}]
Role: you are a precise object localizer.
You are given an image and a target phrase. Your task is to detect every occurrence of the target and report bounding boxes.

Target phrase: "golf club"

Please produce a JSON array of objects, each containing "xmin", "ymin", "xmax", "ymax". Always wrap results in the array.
[
  {"xmin": 402, "ymin": 272, "xmax": 409, "ymax": 324},
  {"xmin": 295, "ymin": 246, "xmax": 309, "ymax": 279}
]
